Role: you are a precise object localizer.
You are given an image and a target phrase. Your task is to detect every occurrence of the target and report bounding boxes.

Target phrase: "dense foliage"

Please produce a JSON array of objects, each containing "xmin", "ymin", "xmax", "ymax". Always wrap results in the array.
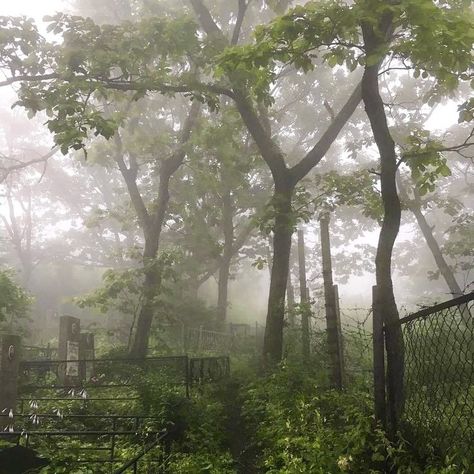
[{"xmin": 0, "ymin": 268, "xmax": 31, "ymax": 329}]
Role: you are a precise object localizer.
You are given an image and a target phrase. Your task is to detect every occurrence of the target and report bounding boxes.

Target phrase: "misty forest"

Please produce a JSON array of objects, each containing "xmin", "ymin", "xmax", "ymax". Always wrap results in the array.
[{"xmin": 0, "ymin": 0, "xmax": 473, "ymax": 472}]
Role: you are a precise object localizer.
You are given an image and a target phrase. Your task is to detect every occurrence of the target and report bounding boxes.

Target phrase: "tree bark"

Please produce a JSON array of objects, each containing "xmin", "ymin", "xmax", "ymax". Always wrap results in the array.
[
  {"xmin": 397, "ymin": 179, "xmax": 463, "ymax": 297},
  {"xmin": 129, "ymin": 238, "xmax": 161, "ymax": 358},
  {"xmin": 263, "ymin": 185, "xmax": 294, "ymax": 364},
  {"xmin": 125, "ymin": 101, "xmax": 200, "ymax": 358},
  {"xmin": 2, "ymin": 185, "xmax": 33, "ymax": 288},
  {"xmin": 129, "ymin": 159, "xmax": 172, "ymax": 358},
  {"xmin": 286, "ymin": 232, "xmax": 295, "ymax": 328},
  {"xmin": 217, "ymin": 188, "xmax": 234, "ymax": 324},
  {"xmin": 361, "ymin": 15, "xmax": 404, "ymax": 426}
]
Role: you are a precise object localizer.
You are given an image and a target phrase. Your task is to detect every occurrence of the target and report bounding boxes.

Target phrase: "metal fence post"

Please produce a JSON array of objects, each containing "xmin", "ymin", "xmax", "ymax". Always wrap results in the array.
[
  {"xmin": 185, "ymin": 355, "xmax": 190, "ymax": 398},
  {"xmin": 372, "ymin": 285, "xmax": 387, "ymax": 428},
  {"xmin": 0, "ymin": 334, "xmax": 21, "ymax": 429}
]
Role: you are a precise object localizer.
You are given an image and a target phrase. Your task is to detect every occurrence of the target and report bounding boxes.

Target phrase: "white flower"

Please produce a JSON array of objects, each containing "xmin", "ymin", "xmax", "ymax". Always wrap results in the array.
[{"xmin": 337, "ymin": 455, "xmax": 352, "ymax": 471}]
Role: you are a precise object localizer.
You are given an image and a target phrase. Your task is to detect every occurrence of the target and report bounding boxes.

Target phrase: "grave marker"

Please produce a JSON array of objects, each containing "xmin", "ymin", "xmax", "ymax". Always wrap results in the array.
[{"xmin": 58, "ymin": 316, "xmax": 80, "ymax": 386}]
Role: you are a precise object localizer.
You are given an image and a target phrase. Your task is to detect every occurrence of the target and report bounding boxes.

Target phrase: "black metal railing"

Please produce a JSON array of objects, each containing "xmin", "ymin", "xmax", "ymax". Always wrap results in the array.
[
  {"xmin": 19, "ymin": 355, "xmax": 230, "ymax": 400},
  {"xmin": 188, "ymin": 356, "xmax": 230, "ymax": 384},
  {"xmin": 0, "ymin": 424, "xmax": 168, "ymax": 473},
  {"xmin": 22, "ymin": 344, "xmax": 58, "ymax": 361},
  {"xmin": 113, "ymin": 430, "xmax": 169, "ymax": 474}
]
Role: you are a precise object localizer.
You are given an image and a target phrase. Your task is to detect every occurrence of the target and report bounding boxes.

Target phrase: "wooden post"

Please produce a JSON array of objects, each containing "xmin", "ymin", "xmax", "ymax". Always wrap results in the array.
[
  {"xmin": 287, "ymin": 278, "xmax": 295, "ymax": 327},
  {"xmin": 58, "ymin": 315, "xmax": 80, "ymax": 386},
  {"xmin": 372, "ymin": 285, "xmax": 386, "ymax": 427},
  {"xmin": 0, "ymin": 335, "xmax": 21, "ymax": 428},
  {"xmin": 185, "ymin": 355, "xmax": 190, "ymax": 398},
  {"xmin": 319, "ymin": 212, "xmax": 344, "ymax": 389},
  {"xmin": 181, "ymin": 322, "xmax": 187, "ymax": 354},
  {"xmin": 79, "ymin": 333, "xmax": 95, "ymax": 383},
  {"xmin": 297, "ymin": 227, "xmax": 310, "ymax": 358},
  {"xmin": 255, "ymin": 322, "xmax": 258, "ymax": 352},
  {"xmin": 198, "ymin": 325, "xmax": 203, "ymax": 353}
]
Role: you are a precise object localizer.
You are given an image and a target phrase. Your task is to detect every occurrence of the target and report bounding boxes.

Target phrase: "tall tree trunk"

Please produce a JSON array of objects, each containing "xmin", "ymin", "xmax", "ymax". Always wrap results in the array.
[
  {"xmin": 129, "ymin": 238, "xmax": 161, "ymax": 358},
  {"xmin": 128, "ymin": 166, "xmax": 171, "ymax": 358},
  {"xmin": 397, "ymin": 180, "xmax": 463, "ymax": 297},
  {"xmin": 362, "ymin": 16, "xmax": 404, "ymax": 425},
  {"xmin": 297, "ymin": 227, "xmax": 310, "ymax": 359},
  {"xmin": 411, "ymin": 205, "xmax": 462, "ymax": 296},
  {"xmin": 2, "ymin": 186, "xmax": 34, "ymax": 288},
  {"xmin": 263, "ymin": 185, "xmax": 294, "ymax": 364},
  {"xmin": 217, "ymin": 189, "xmax": 234, "ymax": 324},
  {"xmin": 127, "ymin": 101, "xmax": 201, "ymax": 358}
]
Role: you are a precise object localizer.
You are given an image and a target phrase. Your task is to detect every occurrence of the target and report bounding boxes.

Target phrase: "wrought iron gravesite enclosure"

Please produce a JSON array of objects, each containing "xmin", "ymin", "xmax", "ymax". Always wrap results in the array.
[
  {"xmin": 373, "ymin": 291, "xmax": 474, "ymax": 454},
  {"xmin": 0, "ymin": 316, "xmax": 230, "ymax": 472}
]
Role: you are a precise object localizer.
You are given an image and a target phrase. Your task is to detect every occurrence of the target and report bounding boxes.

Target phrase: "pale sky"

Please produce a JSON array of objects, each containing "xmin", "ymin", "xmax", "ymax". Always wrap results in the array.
[
  {"xmin": 1, "ymin": 0, "xmax": 459, "ymax": 128},
  {"xmin": 0, "ymin": 0, "xmax": 68, "ymax": 19}
]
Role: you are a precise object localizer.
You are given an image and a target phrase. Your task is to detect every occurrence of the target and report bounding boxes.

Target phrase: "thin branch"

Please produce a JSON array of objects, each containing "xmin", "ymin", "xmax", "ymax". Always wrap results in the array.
[
  {"xmin": 289, "ymin": 81, "xmax": 362, "ymax": 184},
  {"xmin": 0, "ymin": 73, "xmax": 57, "ymax": 87},
  {"xmin": 0, "ymin": 71, "xmax": 236, "ymax": 100},
  {"xmin": 231, "ymin": 0, "xmax": 249, "ymax": 45},
  {"xmin": 0, "ymin": 147, "xmax": 58, "ymax": 183}
]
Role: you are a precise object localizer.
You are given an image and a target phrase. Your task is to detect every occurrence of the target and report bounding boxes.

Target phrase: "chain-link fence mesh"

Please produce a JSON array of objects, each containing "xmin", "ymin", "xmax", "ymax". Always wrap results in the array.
[
  {"xmin": 397, "ymin": 294, "xmax": 474, "ymax": 452},
  {"xmin": 282, "ymin": 304, "xmax": 373, "ymax": 389}
]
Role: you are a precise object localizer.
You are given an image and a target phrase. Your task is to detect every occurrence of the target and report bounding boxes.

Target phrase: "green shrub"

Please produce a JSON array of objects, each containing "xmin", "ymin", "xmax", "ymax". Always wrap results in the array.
[
  {"xmin": 239, "ymin": 360, "xmax": 472, "ymax": 473},
  {"xmin": 167, "ymin": 452, "xmax": 235, "ymax": 473},
  {"xmin": 0, "ymin": 267, "xmax": 31, "ymax": 332}
]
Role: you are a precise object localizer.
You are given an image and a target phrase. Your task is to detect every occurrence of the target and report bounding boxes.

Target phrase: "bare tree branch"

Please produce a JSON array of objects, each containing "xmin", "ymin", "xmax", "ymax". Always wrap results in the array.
[
  {"xmin": 0, "ymin": 147, "xmax": 58, "ymax": 183},
  {"xmin": 231, "ymin": 0, "xmax": 249, "ymax": 45}
]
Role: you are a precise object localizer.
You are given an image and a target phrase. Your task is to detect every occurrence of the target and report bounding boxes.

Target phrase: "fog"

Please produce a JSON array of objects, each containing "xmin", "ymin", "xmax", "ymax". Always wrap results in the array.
[{"xmin": 0, "ymin": 0, "xmax": 472, "ymax": 349}]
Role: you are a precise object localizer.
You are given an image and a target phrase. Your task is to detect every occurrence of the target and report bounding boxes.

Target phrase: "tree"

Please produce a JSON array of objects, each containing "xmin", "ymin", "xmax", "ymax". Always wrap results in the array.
[
  {"xmin": 189, "ymin": 0, "xmax": 362, "ymax": 363},
  {"xmin": 168, "ymin": 106, "xmax": 269, "ymax": 323},
  {"xmin": 0, "ymin": 12, "xmax": 205, "ymax": 356},
  {"xmin": 0, "ymin": 5, "xmax": 360, "ymax": 362},
  {"xmin": 226, "ymin": 0, "xmax": 472, "ymax": 368},
  {"xmin": 397, "ymin": 177, "xmax": 463, "ymax": 297}
]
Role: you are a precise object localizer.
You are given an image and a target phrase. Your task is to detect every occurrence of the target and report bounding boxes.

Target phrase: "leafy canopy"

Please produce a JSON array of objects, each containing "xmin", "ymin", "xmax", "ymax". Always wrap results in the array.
[
  {"xmin": 217, "ymin": 0, "xmax": 473, "ymax": 104},
  {"xmin": 0, "ymin": 13, "xmax": 202, "ymax": 154}
]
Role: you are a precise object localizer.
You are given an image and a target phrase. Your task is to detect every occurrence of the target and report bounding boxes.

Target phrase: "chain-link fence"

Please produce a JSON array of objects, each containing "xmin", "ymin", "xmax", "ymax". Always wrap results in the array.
[
  {"xmin": 283, "ymin": 304, "xmax": 373, "ymax": 389},
  {"xmin": 388, "ymin": 292, "xmax": 474, "ymax": 455}
]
